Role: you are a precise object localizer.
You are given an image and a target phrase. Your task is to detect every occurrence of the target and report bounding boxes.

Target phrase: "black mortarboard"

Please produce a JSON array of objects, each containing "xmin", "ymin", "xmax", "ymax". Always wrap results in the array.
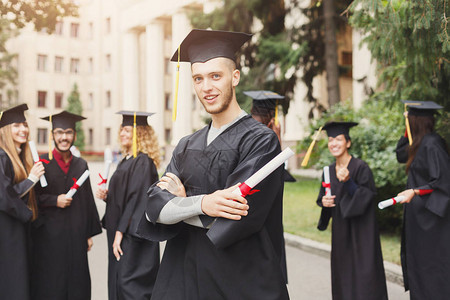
[
  {"xmin": 0, "ymin": 104, "xmax": 28, "ymax": 128},
  {"xmin": 402, "ymin": 100, "xmax": 443, "ymax": 116},
  {"xmin": 41, "ymin": 111, "xmax": 86, "ymax": 130},
  {"xmin": 116, "ymin": 111, "xmax": 155, "ymax": 126},
  {"xmin": 170, "ymin": 29, "xmax": 252, "ymax": 64},
  {"xmin": 244, "ymin": 90, "xmax": 285, "ymax": 111},
  {"xmin": 323, "ymin": 121, "xmax": 358, "ymax": 138}
]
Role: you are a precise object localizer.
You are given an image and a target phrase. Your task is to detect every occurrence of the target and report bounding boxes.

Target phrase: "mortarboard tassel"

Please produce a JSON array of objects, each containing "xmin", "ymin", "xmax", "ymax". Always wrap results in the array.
[
  {"xmin": 132, "ymin": 112, "xmax": 137, "ymax": 158},
  {"xmin": 0, "ymin": 111, "xmax": 3, "ymax": 122},
  {"xmin": 275, "ymin": 100, "xmax": 279, "ymax": 126},
  {"xmin": 172, "ymin": 45, "xmax": 180, "ymax": 122},
  {"xmin": 301, "ymin": 126, "xmax": 323, "ymax": 167},
  {"xmin": 48, "ymin": 115, "xmax": 53, "ymax": 160},
  {"xmin": 404, "ymin": 104, "xmax": 413, "ymax": 145}
]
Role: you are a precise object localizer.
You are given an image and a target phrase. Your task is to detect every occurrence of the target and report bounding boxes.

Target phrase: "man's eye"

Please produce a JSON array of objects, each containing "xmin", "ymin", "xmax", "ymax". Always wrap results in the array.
[{"xmin": 212, "ymin": 74, "xmax": 220, "ymax": 79}]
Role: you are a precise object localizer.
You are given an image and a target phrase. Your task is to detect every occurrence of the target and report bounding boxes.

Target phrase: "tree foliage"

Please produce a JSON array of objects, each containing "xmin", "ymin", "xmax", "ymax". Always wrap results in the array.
[{"xmin": 66, "ymin": 83, "xmax": 85, "ymax": 151}]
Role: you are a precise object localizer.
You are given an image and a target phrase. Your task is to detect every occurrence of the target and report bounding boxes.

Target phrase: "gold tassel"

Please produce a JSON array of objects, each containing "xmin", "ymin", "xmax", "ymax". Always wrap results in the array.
[
  {"xmin": 48, "ymin": 115, "xmax": 53, "ymax": 160},
  {"xmin": 301, "ymin": 126, "xmax": 323, "ymax": 167},
  {"xmin": 0, "ymin": 111, "xmax": 3, "ymax": 122},
  {"xmin": 274, "ymin": 100, "xmax": 279, "ymax": 126},
  {"xmin": 172, "ymin": 45, "xmax": 180, "ymax": 121},
  {"xmin": 132, "ymin": 112, "xmax": 137, "ymax": 158},
  {"xmin": 404, "ymin": 104, "xmax": 413, "ymax": 145}
]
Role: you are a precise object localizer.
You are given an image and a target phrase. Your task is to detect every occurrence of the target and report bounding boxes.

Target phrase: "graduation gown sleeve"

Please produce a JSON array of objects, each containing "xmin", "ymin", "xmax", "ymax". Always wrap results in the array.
[
  {"xmin": 396, "ymin": 136, "xmax": 409, "ymax": 163},
  {"xmin": 316, "ymin": 173, "xmax": 332, "ymax": 231},
  {"xmin": 0, "ymin": 150, "xmax": 32, "ymax": 222},
  {"xmin": 207, "ymin": 132, "xmax": 283, "ymax": 249}
]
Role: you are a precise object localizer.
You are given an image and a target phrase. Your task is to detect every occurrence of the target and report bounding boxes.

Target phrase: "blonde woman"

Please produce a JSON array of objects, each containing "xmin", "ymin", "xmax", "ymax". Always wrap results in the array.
[
  {"xmin": 96, "ymin": 111, "xmax": 160, "ymax": 300},
  {"xmin": 0, "ymin": 104, "xmax": 44, "ymax": 299}
]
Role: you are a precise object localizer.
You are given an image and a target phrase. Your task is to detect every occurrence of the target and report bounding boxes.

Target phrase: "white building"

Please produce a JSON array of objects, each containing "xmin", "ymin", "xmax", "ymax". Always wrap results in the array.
[{"xmin": 3, "ymin": 0, "xmax": 376, "ymax": 168}]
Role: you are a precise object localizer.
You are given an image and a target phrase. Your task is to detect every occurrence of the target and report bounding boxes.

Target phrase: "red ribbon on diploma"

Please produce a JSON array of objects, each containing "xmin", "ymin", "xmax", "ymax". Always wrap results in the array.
[
  {"xmin": 391, "ymin": 197, "xmax": 397, "ymax": 205},
  {"xmin": 98, "ymin": 173, "xmax": 107, "ymax": 185},
  {"xmin": 36, "ymin": 158, "xmax": 50, "ymax": 164},
  {"xmin": 239, "ymin": 183, "xmax": 260, "ymax": 197},
  {"xmin": 322, "ymin": 182, "xmax": 331, "ymax": 188},
  {"xmin": 70, "ymin": 178, "xmax": 80, "ymax": 190}
]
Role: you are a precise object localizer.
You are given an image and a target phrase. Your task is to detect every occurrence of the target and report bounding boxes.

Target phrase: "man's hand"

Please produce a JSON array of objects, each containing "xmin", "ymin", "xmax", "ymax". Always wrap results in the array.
[
  {"xmin": 95, "ymin": 188, "xmax": 108, "ymax": 201},
  {"xmin": 336, "ymin": 166, "xmax": 350, "ymax": 182},
  {"xmin": 87, "ymin": 238, "xmax": 93, "ymax": 251},
  {"xmin": 157, "ymin": 172, "xmax": 186, "ymax": 197},
  {"xmin": 113, "ymin": 231, "xmax": 124, "ymax": 261},
  {"xmin": 201, "ymin": 183, "xmax": 249, "ymax": 220},
  {"xmin": 57, "ymin": 194, "xmax": 72, "ymax": 208},
  {"xmin": 321, "ymin": 194, "xmax": 336, "ymax": 207}
]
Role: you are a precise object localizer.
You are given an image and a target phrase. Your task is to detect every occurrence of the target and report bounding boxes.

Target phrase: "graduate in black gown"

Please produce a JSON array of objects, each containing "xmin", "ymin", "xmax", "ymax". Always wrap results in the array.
[
  {"xmin": 31, "ymin": 111, "xmax": 102, "ymax": 300},
  {"xmin": 137, "ymin": 29, "xmax": 289, "ymax": 299},
  {"xmin": 394, "ymin": 100, "xmax": 450, "ymax": 299},
  {"xmin": 96, "ymin": 111, "xmax": 160, "ymax": 300},
  {"xmin": 0, "ymin": 104, "xmax": 45, "ymax": 300},
  {"xmin": 245, "ymin": 90, "xmax": 296, "ymax": 183},
  {"xmin": 316, "ymin": 122, "xmax": 387, "ymax": 300}
]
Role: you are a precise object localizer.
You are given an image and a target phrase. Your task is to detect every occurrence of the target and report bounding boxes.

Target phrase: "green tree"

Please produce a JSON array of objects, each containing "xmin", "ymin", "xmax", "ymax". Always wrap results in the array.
[
  {"xmin": 0, "ymin": 1, "xmax": 78, "ymax": 108},
  {"xmin": 66, "ymin": 83, "xmax": 85, "ymax": 150}
]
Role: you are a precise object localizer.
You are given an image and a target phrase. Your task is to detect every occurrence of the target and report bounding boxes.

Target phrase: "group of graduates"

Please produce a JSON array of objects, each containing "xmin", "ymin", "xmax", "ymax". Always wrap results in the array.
[{"xmin": 0, "ymin": 28, "xmax": 449, "ymax": 300}]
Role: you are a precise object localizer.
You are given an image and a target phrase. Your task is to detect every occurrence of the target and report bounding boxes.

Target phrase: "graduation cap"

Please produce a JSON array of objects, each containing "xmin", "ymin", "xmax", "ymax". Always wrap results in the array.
[
  {"xmin": 322, "ymin": 121, "xmax": 358, "ymax": 138},
  {"xmin": 116, "ymin": 110, "xmax": 155, "ymax": 127},
  {"xmin": 170, "ymin": 29, "xmax": 252, "ymax": 121},
  {"xmin": 301, "ymin": 121, "xmax": 358, "ymax": 167},
  {"xmin": 401, "ymin": 100, "xmax": 443, "ymax": 145},
  {"xmin": 0, "ymin": 103, "xmax": 28, "ymax": 128},
  {"xmin": 116, "ymin": 111, "xmax": 155, "ymax": 158},
  {"xmin": 41, "ymin": 111, "xmax": 86, "ymax": 159},
  {"xmin": 244, "ymin": 90, "xmax": 286, "ymax": 126}
]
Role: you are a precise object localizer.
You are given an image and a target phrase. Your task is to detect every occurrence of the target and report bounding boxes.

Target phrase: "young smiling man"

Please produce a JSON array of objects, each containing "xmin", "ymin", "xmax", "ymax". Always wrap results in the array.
[
  {"xmin": 138, "ymin": 29, "xmax": 289, "ymax": 299},
  {"xmin": 31, "ymin": 111, "xmax": 102, "ymax": 300}
]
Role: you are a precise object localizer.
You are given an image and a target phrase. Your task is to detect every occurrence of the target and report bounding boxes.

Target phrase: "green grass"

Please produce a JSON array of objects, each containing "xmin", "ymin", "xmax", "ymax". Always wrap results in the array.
[{"xmin": 283, "ymin": 177, "xmax": 401, "ymax": 265}]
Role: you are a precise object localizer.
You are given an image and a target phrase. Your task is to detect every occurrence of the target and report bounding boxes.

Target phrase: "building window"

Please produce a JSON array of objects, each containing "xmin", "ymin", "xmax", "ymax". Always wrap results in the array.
[
  {"xmin": 54, "ymin": 56, "xmax": 64, "ymax": 72},
  {"xmin": 55, "ymin": 21, "xmax": 63, "ymax": 35},
  {"xmin": 105, "ymin": 54, "xmax": 111, "ymax": 72},
  {"xmin": 105, "ymin": 128, "xmax": 111, "ymax": 145},
  {"xmin": 70, "ymin": 23, "xmax": 79, "ymax": 38},
  {"xmin": 165, "ymin": 93, "xmax": 171, "ymax": 110},
  {"xmin": 55, "ymin": 92, "xmax": 63, "ymax": 108},
  {"xmin": 37, "ymin": 128, "xmax": 48, "ymax": 145},
  {"xmin": 88, "ymin": 93, "xmax": 94, "ymax": 109},
  {"xmin": 70, "ymin": 58, "xmax": 80, "ymax": 74},
  {"xmin": 88, "ymin": 128, "xmax": 93, "ymax": 145},
  {"xmin": 192, "ymin": 94, "xmax": 197, "ymax": 110},
  {"xmin": 106, "ymin": 90, "xmax": 111, "ymax": 107},
  {"xmin": 165, "ymin": 58, "xmax": 171, "ymax": 74},
  {"xmin": 105, "ymin": 17, "xmax": 111, "ymax": 34},
  {"xmin": 165, "ymin": 129, "xmax": 171, "ymax": 144},
  {"xmin": 37, "ymin": 91, "xmax": 47, "ymax": 108},
  {"xmin": 37, "ymin": 54, "xmax": 47, "ymax": 71},
  {"xmin": 88, "ymin": 57, "xmax": 93, "ymax": 74},
  {"xmin": 88, "ymin": 22, "xmax": 93, "ymax": 39}
]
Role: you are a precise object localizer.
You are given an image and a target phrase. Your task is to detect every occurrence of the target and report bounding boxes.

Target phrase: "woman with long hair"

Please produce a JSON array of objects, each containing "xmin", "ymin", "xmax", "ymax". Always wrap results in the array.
[
  {"xmin": 316, "ymin": 121, "xmax": 387, "ymax": 300},
  {"xmin": 96, "ymin": 111, "xmax": 160, "ymax": 300},
  {"xmin": 395, "ymin": 101, "xmax": 450, "ymax": 299},
  {"xmin": 0, "ymin": 104, "xmax": 44, "ymax": 299}
]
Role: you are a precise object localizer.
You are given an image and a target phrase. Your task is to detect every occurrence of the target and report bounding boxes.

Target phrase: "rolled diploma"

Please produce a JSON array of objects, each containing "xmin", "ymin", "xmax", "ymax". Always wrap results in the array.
[
  {"xmin": 232, "ymin": 147, "xmax": 295, "ymax": 197},
  {"xmin": 378, "ymin": 195, "xmax": 405, "ymax": 209},
  {"xmin": 28, "ymin": 141, "xmax": 48, "ymax": 187},
  {"xmin": 100, "ymin": 160, "xmax": 112, "ymax": 190},
  {"xmin": 323, "ymin": 166, "xmax": 331, "ymax": 196},
  {"xmin": 66, "ymin": 170, "xmax": 90, "ymax": 199}
]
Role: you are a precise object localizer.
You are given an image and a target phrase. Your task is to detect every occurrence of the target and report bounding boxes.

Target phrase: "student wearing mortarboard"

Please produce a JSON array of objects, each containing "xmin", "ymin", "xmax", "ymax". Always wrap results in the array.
[
  {"xmin": 95, "ymin": 111, "xmax": 160, "ymax": 300},
  {"xmin": 314, "ymin": 121, "xmax": 388, "ymax": 300},
  {"xmin": 394, "ymin": 100, "xmax": 450, "ymax": 299},
  {"xmin": 0, "ymin": 104, "xmax": 45, "ymax": 300},
  {"xmin": 245, "ymin": 90, "xmax": 296, "ymax": 183},
  {"xmin": 136, "ymin": 29, "xmax": 289, "ymax": 299},
  {"xmin": 30, "ymin": 111, "xmax": 102, "ymax": 300}
]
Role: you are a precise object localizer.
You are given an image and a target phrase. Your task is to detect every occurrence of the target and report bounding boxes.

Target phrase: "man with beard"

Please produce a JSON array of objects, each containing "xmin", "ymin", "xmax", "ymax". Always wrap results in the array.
[
  {"xmin": 137, "ymin": 29, "xmax": 289, "ymax": 299},
  {"xmin": 31, "ymin": 111, "xmax": 102, "ymax": 300}
]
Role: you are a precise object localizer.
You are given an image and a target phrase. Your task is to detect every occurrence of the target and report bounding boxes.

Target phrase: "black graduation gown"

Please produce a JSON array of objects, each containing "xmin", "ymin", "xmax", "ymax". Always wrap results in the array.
[
  {"xmin": 137, "ymin": 115, "xmax": 289, "ymax": 300},
  {"xmin": 31, "ymin": 153, "xmax": 102, "ymax": 300},
  {"xmin": 0, "ymin": 148, "xmax": 34, "ymax": 300},
  {"xmin": 396, "ymin": 133, "xmax": 450, "ymax": 299},
  {"xmin": 316, "ymin": 157, "xmax": 388, "ymax": 300},
  {"xmin": 102, "ymin": 153, "xmax": 160, "ymax": 300}
]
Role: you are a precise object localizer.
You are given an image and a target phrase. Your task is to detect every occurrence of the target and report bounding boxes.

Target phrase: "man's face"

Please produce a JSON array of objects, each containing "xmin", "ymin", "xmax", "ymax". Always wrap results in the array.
[
  {"xmin": 53, "ymin": 127, "xmax": 76, "ymax": 152},
  {"xmin": 191, "ymin": 57, "xmax": 240, "ymax": 115}
]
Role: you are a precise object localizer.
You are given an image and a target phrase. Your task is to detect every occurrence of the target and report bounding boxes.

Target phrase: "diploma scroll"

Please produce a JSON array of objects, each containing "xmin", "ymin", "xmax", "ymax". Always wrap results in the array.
[
  {"xmin": 28, "ymin": 141, "xmax": 48, "ymax": 187},
  {"xmin": 323, "ymin": 166, "xmax": 331, "ymax": 196},
  {"xmin": 378, "ymin": 195, "xmax": 405, "ymax": 209},
  {"xmin": 99, "ymin": 147, "xmax": 113, "ymax": 189},
  {"xmin": 66, "ymin": 170, "xmax": 90, "ymax": 199},
  {"xmin": 232, "ymin": 147, "xmax": 295, "ymax": 197}
]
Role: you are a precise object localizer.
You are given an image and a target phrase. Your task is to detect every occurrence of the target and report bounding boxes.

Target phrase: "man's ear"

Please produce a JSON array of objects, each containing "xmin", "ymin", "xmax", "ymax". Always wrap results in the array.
[{"xmin": 232, "ymin": 69, "xmax": 240, "ymax": 87}]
